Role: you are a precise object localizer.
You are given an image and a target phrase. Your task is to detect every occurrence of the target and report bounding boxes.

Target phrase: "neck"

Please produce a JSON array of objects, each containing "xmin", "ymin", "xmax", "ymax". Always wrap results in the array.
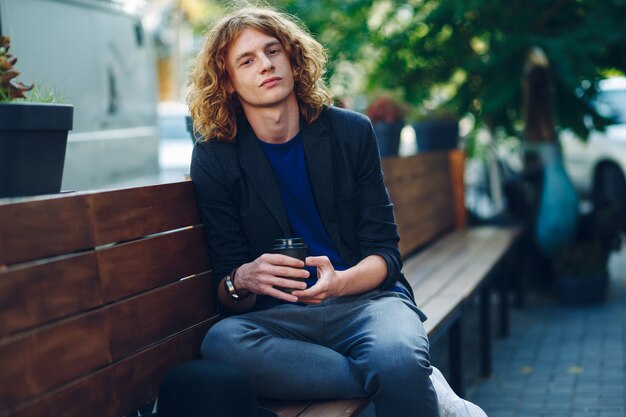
[{"xmin": 242, "ymin": 94, "xmax": 300, "ymax": 144}]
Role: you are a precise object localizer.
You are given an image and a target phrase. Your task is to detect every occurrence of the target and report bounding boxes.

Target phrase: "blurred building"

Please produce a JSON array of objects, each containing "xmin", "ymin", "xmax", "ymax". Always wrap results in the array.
[{"xmin": 0, "ymin": 0, "xmax": 160, "ymax": 191}]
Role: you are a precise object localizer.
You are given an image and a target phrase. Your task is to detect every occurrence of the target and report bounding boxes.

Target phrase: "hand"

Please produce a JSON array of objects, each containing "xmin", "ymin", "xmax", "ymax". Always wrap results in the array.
[
  {"xmin": 291, "ymin": 256, "xmax": 344, "ymax": 304},
  {"xmin": 235, "ymin": 253, "xmax": 309, "ymax": 302}
]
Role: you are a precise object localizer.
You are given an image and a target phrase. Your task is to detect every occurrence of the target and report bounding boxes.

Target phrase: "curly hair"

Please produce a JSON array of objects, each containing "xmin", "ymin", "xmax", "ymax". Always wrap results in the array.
[{"xmin": 187, "ymin": 6, "xmax": 333, "ymax": 142}]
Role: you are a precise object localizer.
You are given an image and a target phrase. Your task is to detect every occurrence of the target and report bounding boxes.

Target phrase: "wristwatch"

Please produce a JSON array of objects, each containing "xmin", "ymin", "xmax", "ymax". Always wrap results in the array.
[{"xmin": 224, "ymin": 268, "xmax": 251, "ymax": 302}]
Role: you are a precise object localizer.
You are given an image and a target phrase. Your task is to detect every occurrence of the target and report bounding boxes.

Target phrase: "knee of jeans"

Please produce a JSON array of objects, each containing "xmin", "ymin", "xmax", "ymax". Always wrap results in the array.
[
  {"xmin": 200, "ymin": 318, "xmax": 245, "ymax": 361},
  {"xmin": 365, "ymin": 337, "xmax": 433, "ymax": 385}
]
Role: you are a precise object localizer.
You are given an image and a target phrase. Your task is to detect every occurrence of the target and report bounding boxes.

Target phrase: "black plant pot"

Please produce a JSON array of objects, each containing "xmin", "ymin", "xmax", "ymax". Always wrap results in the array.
[
  {"xmin": 555, "ymin": 274, "xmax": 609, "ymax": 305},
  {"xmin": 412, "ymin": 119, "xmax": 459, "ymax": 152},
  {"xmin": 0, "ymin": 103, "xmax": 73, "ymax": 198},
  {"xmin": 372, "ymin": 121, "xmax": 404, "ymax": 157}
]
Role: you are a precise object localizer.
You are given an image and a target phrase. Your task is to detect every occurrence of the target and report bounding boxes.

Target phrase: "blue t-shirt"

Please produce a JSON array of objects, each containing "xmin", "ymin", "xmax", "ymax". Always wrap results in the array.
[{"xmin": 258, "ymin": 132, "xmax": 349, "ymax": 287}]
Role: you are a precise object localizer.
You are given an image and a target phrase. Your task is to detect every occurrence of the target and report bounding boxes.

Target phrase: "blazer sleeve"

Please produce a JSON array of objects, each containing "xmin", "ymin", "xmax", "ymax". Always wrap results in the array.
[
  {"xmin": 352, "ymin": 115, "xmax": 403, "ymax": 291},
  {"xmin": 190, "ymin": 141, "xmax": 251, "ymax": 310}
]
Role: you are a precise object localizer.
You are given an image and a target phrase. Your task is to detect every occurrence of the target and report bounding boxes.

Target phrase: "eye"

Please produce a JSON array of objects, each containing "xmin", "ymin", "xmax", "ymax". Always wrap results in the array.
[
  {"xmin": 267, "ymin": 48, "xmax": 279, "ymax": 56},
  {"xmin": 239, "ymin": 58, "xmax": 252, "ymax": 67}
]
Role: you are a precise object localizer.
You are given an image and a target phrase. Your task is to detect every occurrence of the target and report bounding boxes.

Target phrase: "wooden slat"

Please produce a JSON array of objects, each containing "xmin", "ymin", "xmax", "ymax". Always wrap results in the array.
[
  {"xmin": 1, "ymin": 371, "xmax": 114, "ymax": 417},
  {"xmin": 108, "ymin": 274, "xmax": 215, "ymax": 360},
  {"xmin": 395, "ymin": 192, "xmax": 454, "ymax": 229},
  {"xmin": 0, "ymin": 253, "xmax": 102, "ymax": 337},
  {"xmin": 421, "ymin": 295, "xmax": 464, "ymax": 336},
  {"xmin": 381, "ymin": 152, "xmax": 447, "ymax": 183},
  {"xmin": 440, "ymin": 254, "xmax": 495, "ymax": 299},
  {"xmin": 448, "ymin": 150, "xmax": 467, "ymax": 229},
  {"xmin": 0, "ymin": 194, "xmax": 94, "ymax": 265},
  {"xmin": 402, "ymin": 232, "xmax": 471, "ymax": 290},
  {"xmin": 112, "ymin": 320, "xmax": 214, "ymax": 417},
  {"xmin": 397, "ymin": 201, "xmax": 455, "ymax": 257},
  {"xmin": 0, "ymin": 311, "xmax": 111, "ymax": 409},
  {"xmin": 296, "ymin": 399, "xmax": 369, "ymax": 417},
  {"xmin": 89, "ymin": 181, "xmax": 200, "ymax": 245},
  {"xmin": 383, "ymin": 152, "xmax": 455, "ymax": 258},
  {"xmin": 440, "ymin": 228, "xmax": 520, "ymax": 299},
  {"xmin": 385, "ymin": 171, "xmax": 451, "ymax": 206},
  {"xmin": 97, "ymin": 227, "xmax": 211, "ymax": 302},
  {"xmin": 427, "ymin": 230, "xmax": 502, "ymax": 301},
  {"xmin": 399, "ymin": 220, "xmax": 452, "ymax": 257},
  {"xmin": 260, "ymin": 399, "xmax": 313, "ymax": 417},
  {"xmin": 392, "ymin": 185, "xmax": 453, "ymax": 227},
  {"xmin": 411, "ymin": 235, "xmax": 488, "ymax": 306},
  {"xmin": 407, "ymin": 227, "xmax": 521, "ymax": 335},
  {"xmin": 3, "ymin": 321, "xmax": 214, "ymax": 417}
]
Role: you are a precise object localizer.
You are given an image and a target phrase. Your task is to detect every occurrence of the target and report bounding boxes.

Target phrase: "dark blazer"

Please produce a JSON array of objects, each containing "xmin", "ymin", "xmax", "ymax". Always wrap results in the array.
[{"xmin": 190, "ymin": 106, "xmax": 412, "ymax": 312}]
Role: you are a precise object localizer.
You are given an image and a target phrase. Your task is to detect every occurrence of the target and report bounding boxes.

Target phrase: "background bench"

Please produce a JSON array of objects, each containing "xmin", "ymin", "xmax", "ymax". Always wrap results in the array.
[
  {"xmin": 0, "ymin": 150, "xmax": 520, "ymax": 417},
  {"xmin": 382, "ymin": 151, "xmax": 521, "ymax": 396}
]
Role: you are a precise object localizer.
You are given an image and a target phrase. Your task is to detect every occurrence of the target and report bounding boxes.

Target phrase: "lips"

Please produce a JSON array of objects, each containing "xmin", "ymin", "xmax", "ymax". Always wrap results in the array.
[{"xmin": 260, "ymin": 77, "xmax": 282, "ymax": 87}]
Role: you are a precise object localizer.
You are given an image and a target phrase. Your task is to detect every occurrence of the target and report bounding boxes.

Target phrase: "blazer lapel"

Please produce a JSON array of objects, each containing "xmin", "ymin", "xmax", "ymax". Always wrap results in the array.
[
  {"xmin": 302, "ymin": 116, "xmax": 339, "ymax": 243},
  {"xmin": 237, "ymin": 120, "xmax": 291, "ymax": 236}
]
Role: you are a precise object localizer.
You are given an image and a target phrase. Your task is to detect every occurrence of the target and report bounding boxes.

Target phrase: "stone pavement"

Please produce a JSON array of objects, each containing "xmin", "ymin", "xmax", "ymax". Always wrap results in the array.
[{"xmin": 466, "ymin": 249, "xmax": 626, "ymax": 417}]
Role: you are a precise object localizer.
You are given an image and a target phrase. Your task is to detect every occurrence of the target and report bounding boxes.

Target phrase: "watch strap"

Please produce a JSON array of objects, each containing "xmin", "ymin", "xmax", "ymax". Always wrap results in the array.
[{"xmin": 224, "ymin": 268, "xmax": 250, "ymax": 302}]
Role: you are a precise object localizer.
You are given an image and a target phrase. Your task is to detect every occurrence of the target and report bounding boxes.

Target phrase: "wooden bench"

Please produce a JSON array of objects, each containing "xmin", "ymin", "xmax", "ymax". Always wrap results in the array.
[
  {"xmin": 382, "ymin": 151, "xmax": 522, "ymax": 396},
  {"xmin": 0, "ymin": 150, "xmax": 520, "ymax": 417}
]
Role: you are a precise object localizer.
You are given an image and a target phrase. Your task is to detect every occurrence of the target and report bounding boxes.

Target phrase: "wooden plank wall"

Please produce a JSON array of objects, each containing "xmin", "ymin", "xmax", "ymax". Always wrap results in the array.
[
  {"xmin": 382, "ymin": 151, "xmax": 457, "ymax": 257},
  {"xmin": 0, "ymin": 182, "xmax": 217, "ymax": 417}
]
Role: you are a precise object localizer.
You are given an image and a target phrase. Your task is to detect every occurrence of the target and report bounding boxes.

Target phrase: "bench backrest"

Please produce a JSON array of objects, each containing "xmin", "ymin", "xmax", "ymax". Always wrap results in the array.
[
  {"xmin": 0, "ymin": 150, "xmax": 463, "ymax": 417},
  {"xmin": 0, "ymin": 182, "xmax": 216, "ymax": 417},
  {"xmin": 382, "ymin": 150, "xmax": 463, "ymax": 257}
]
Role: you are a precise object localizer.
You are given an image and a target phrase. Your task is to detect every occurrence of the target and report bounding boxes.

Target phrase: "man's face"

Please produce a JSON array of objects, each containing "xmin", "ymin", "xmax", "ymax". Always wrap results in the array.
[{"xmin": 225, "ymin": 28, "xmax": 296, "ymax": 111}]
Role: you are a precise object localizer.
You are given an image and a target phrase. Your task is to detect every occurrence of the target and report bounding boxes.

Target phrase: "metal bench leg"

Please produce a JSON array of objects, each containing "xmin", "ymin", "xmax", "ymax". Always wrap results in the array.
[
  {"xmin": 480, "ymin": 287, "xmax": 492, "ymax": 377},
  {"xmin": 513, "ymin": 245, "xmax": 525, "ymax": 309},
  {"xmin": 515, "ymin": 231, "xmax": 529, "ymax": 308},
  {"xmin": 498, "ymin": 270, "xmax": 510, "ymax": 339},
  {"xmin": 448, "ymin": 317, "xmax": 464, "ymax": 397}
]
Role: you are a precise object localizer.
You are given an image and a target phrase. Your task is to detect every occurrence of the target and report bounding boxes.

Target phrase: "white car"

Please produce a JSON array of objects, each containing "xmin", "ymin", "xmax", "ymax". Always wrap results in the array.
[{"xmin": 561, "ymin": 77, "xmax": 626, "ymax": 213}]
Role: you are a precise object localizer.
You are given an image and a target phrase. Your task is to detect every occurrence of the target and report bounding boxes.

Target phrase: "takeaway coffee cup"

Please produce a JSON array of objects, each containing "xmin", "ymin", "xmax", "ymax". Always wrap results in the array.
[
  {"xmin": 272, "ymin": 238, "xmax": 308, "ymax": 261},
  {"xmin": 271, "ymin": 238, "xmax": 308, "ymax": 292}
]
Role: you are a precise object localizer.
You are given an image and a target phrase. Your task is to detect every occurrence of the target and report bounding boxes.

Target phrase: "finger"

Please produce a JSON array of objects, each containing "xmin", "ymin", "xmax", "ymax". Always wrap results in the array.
[
  {"xmin": 298, "ymin": 298, "xmax": 322, "ymax": 305},
  {"xmin": 296, "ymin": 291, "xmax": 326, "ymax": 303},
  {"xmin": 261, "ymin": 285, "xmax": 299, "ymax": 303},
  {"xmin": 272, "ymin": 277, "xmax": 308, "ymax": 290},
  {"xmin": 263, "ymin": 253, "xmax": 306, "ymax": 267},
  {"xmin": 269, "ymin": 265, "xmax": 309, "ymax": 280},
  {"xmin": 291, "ymin": 285, "xmax": 324, "ymax": 299},
  {"xmin": 304, "ymin": 256, "xmax": 330, "ymax": 268}
]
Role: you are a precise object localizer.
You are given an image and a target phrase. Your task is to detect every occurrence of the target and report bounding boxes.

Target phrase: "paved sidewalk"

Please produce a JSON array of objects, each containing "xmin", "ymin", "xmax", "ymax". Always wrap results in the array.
[{"xmin": 467, "ymin": 249, "xmax": 626, "ymax": 417}]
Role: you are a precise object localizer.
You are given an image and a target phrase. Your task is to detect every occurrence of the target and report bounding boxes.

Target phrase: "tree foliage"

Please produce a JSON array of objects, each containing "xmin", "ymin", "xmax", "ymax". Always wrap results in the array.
[
  {"xmin": 273, "ymin": 0, "xmax": 374, "ymax": 82},
  {"xmin": 366, "ymin": 0, "xmax": 626, "ymax": 138},
  {"xmin": 207, "ymin": 0, "xmax": 626, "ymax": 138}
]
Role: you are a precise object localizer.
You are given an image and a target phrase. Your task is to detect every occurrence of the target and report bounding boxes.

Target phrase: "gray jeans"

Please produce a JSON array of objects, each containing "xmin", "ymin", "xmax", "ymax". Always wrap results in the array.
[{"xmin": 201, "ymin": 289, "xmax": 440, "ymax": 417}]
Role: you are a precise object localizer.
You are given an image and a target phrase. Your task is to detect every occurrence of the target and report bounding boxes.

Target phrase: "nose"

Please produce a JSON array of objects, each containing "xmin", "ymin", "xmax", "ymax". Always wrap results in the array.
[{"xmin": 260, "ymin": 54, "xmax": 275, "ymax": 72}]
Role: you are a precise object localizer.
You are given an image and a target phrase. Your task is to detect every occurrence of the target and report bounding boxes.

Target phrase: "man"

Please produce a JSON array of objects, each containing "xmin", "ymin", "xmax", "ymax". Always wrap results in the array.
[{"xmin": 188, "ymin": 5, "xmax": 486, "ymax": 417}]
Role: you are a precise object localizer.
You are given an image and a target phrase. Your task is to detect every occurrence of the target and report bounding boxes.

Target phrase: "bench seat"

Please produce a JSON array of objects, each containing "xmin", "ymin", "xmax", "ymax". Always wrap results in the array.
[{"xmin": 410, "ymin": 226, "xmax": 521, "ymax": 315}]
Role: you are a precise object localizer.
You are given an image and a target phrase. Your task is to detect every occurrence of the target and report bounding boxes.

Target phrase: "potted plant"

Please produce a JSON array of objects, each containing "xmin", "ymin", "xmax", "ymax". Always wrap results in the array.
[
  {"xmin": 551, "ymin": 203, "xmax": 623, "ymax": 305},
  {"xmin": 0, "ymin": 36, "xmax": 73, "ymax": 198},
  {"xmin": 366, "ymin": 95, "xmax": 406, "ymax": 157},
  {"xmin": 411, "ymin": 107, "xmax": 459, "ymax": 153},
  {"xmin": 552, "ymin": 238, "xmax": 610, "ymax": 305}
]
